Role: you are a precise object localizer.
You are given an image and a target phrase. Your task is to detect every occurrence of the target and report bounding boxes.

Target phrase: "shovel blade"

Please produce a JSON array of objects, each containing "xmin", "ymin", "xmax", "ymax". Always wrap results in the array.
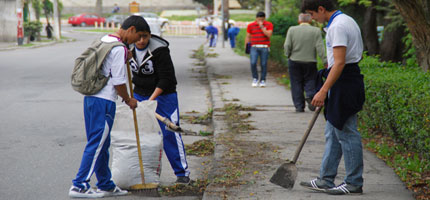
[{"xmin": 270, "ymin": 162, "xmax": 298, "ymax": 189}]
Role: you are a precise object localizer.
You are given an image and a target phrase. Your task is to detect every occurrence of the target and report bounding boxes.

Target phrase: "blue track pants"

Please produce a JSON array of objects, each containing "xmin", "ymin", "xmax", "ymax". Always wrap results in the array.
[
  {"xmin": 72, "ymin": 96, "xmax": 116, "ymax": 190},
  {"xmin": 134, "ymin": 92, "xmax": 190, "ymax": 177}
]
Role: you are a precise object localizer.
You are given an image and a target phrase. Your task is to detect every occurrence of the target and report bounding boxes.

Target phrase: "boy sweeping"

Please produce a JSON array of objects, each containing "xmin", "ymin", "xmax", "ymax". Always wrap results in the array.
[
  {"xmin": 69, "ymin": 16, "xmax": 148, "ymax": 198},
  {"xmin": 299, "ymin": 0, "xmax": 365, "ymax": 195}
]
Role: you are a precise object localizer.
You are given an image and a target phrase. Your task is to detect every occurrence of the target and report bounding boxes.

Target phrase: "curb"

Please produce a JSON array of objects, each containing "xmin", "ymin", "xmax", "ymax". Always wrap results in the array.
[
  {"xmin": 0, "ymin": 38, "xmax": 75, "ymax": 52},
  {"xmin": 201, "ymin": 45, "xmax": 229, "ymax": 200}
]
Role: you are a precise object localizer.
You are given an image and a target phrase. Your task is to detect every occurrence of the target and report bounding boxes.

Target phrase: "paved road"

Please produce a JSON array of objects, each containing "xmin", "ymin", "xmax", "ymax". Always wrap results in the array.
[{"xmin": 0, "ymin": 31, "xmax": 209, "ymax": 200}]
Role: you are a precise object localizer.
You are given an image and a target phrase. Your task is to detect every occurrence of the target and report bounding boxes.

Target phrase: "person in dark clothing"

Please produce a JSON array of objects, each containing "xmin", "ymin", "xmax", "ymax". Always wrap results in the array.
[
  {"xmin": 299, "ymin": 0, "xmax": 365, "ymax": 195},
  {"xmin": 45, "ymin": 23, "xmax": 53, "ymax": 39},
  {"xmin": 129, "ymin": 20, "xmax": 191, "ymax": 184},
  {"xmin": 284, "ymin": 13, "xmax": 326, "ymax": 112}
]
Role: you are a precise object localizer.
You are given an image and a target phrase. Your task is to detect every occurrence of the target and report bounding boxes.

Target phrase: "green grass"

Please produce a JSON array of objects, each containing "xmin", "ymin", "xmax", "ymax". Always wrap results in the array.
[
  {"xmin": 164, "ymin": 13, "xmax": 255, "ymax": 22},
  {"xmin": 75, "ymin": 29, "xmax": 117, "ymax": 33},
  {"xmin": 166, "ymin": 15, "xmax": 198, "ymax": 21},
  {"xmin": 230, "ymin": 14, "xmax": 255, "ymax": 22}
]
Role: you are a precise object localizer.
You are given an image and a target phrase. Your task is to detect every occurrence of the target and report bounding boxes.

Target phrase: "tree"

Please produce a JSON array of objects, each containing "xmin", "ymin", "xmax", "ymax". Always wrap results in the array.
[
  {"xmin": 95, "ymin": 0, "xmax": 102, "ymax": 16},
  {"xmin": 192, "ymin": 0, "xmax": 213, "ymax": 13},
  {"xmin": 392, "ymin": 0, "xmax": 430, "ymax": 71}
]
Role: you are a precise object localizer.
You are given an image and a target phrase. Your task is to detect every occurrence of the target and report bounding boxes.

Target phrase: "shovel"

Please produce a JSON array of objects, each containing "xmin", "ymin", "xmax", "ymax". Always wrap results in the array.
[
  {"xmin": 270, "ymin": 106, "xmax": 322, "ymax": 189},
  {"xmin": 154, "ymin": 113, "xmax": 198, "ymax": 135}
]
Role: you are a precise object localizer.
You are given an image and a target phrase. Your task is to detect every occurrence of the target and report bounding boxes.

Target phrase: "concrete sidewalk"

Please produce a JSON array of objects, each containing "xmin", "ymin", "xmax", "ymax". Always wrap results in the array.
[{"xmin": 202, "ymin": 45, "xmax": 414, "ymax": 199}]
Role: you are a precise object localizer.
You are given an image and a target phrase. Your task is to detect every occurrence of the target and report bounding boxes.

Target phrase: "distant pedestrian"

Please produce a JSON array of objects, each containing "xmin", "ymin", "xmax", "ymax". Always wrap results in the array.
[
  {"xmin": 205, "ymin": 23, "xmax": 218, "ymax": 48},
  {"xmin": 69, "ymin": 16, "xmax": 147, "ymax": 198},
  {"xmin": 227, "ymin": 22, "xmax": 240, "ymax": 48},
  {"xmin": 45, "ymin": 22, "xmax": 53, "ymax": 39},
  {"xmin": 284, "ymin": 13, "xmax": 327, "ymax": 112},
  {"xmin": 112, "ymin": 3, "xmax": 120, "ymax": 13},
  {"xmin": 245, "ymin": 11, "xmax": 273, "ymax": 88},
  {"xmin": 300, "ymin": 0, "xmax": 365, "ymax": 195}
]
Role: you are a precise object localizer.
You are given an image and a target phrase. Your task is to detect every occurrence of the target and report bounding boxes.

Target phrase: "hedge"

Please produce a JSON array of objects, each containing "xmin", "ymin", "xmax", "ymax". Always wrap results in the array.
[{"xmin": 359, "ymin": 56, "xmax": 430, "ymax": 158}]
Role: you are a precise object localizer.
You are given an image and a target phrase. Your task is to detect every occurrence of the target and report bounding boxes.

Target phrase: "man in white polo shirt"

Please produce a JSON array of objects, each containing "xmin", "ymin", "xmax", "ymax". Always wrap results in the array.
[{"xmin": 299, "ymin": 0, "xmax": 365, "ymax": 195}]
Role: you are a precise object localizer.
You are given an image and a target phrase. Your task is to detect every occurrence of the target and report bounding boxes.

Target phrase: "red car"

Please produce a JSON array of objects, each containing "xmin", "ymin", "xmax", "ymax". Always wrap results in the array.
[{"xmin": 68, "ymin": 13, "xmax": 105, "ymax": 27}]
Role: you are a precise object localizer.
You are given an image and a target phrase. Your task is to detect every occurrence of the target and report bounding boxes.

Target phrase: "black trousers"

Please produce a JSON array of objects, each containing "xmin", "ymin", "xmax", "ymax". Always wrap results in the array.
[{"xmin": 288, "ymin": 59, "xmax": 317, "ymax": 110}]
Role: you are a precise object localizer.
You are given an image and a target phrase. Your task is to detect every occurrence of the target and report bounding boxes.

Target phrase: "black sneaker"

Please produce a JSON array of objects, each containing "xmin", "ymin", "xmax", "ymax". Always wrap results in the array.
[
  {"xmin": 176, "ymin": 176, "xmax": 191, "ymax": 185},
  {"xmin": 296, "ymin": 108, "xmax": 305, "ymax": 113},
  {"xmin": 300, "ymin": 178, "xmax": 332, "ymax": 192},
  {"xmin": 306, "ymin": 98, "xmax": 316, "ymax": 111},
  {"xmin": 325, "ymin": 182, "xmax": 363, "ymax": 195},
  {"xmin": 68, "ymin": 186, "xmax": 103, "ymax": 198}
]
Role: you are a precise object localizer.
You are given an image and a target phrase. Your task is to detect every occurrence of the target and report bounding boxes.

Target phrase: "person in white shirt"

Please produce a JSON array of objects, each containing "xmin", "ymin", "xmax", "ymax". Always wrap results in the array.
[
  {"xmin": 299, "ymin": 0, "xmax": 365, "ymax": 195},
  {"xmin": 69, "ymin": 16, "xmax": 148, "ymax": 199}
]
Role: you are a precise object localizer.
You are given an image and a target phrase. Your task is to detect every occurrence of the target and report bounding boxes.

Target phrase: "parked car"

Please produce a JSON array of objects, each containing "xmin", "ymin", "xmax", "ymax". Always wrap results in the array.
[
  {"xmin": 68, "ymin": 13, "xmax": 105, "ymax": 27},
  {"xmin": 133, "ymin": 12, "xmax": 169, "ymax": 28},
  {"xmin": 105, "ymin": 14, "xmax": 128, "ymax": 26},
  {"xmin": 195, "ymin": 15, "xmax": 235, "ymax": 29}
]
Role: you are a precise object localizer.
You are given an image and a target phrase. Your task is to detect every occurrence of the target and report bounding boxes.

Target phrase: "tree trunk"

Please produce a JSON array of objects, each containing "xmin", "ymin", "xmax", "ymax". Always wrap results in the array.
[
  {"xmin": 380, "ymin": 21, "xmax": 405, "ymax": 62},
  {"xmin": 95, "ymin": 0, "xmax": 103, "ymax": 17},
  {"xmin": 363, "ymin": 4, "xmax": 379, "ymax": 55},
  {"xmin": 33, "ymin": 0, "xmax": 41, "ymax": 41},
  {"xmin": 52, "ymin": 0, "xmax": 60, "ymax": 40},
  {"xmin": 392, "ymin": 0, "xmax": 430, "ymax": 71},
  {"xmin": 265, "ymin": 0, "xmax": 271, "ymax": 18}
]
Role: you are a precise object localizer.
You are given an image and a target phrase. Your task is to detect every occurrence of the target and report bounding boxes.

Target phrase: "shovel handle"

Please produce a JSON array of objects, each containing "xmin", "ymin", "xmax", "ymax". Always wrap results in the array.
[
  {"xmin": 155, "ymin": 113, "xmax": 182, "ymax": 132},
  {"xmin": 292, "ymin": 107, "xmax": 322, "ymax": 163}
]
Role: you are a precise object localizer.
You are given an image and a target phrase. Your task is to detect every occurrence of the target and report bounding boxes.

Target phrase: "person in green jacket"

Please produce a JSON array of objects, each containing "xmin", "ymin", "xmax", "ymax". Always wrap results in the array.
[{"xmin": 284, "ymin": 13, "xmax": 327, "ymax": 112}]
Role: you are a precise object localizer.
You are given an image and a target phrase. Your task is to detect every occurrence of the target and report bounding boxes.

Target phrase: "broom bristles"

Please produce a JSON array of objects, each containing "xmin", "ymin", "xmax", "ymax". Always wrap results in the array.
[{"xmin": 129, "ymin": 183, "xmax": 160, "ymax": 197}]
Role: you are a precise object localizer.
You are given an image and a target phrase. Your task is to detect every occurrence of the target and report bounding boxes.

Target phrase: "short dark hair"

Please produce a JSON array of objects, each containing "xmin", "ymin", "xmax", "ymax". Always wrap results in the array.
[
  {"xmin": 301, "ymin": 0, "xmax": 336, "ymax": 13},
  {"xmin": 121, "ymin": 15, "xmax": 151, "ymax": 33},
  {"xmin": 256, "ymin": 11, "xmax": 266, "ymax": 18}
]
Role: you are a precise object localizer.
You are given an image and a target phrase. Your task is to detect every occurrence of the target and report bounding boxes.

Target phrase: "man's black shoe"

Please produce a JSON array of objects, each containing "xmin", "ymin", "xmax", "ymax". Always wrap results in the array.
[
  {"xmin": 296, "ymin": 108, "xmax": 305, "ymax": 112},
  {"xmin": 300, "ymin": 178, "xmax": 332, "ymax": 192},
  {"xmin": 325, "ymin": 182, "xmax": 363, "ymax": 195},
  {"xmin": 176, "ymin": 176, "xmax": 191, "ymax": 185}
]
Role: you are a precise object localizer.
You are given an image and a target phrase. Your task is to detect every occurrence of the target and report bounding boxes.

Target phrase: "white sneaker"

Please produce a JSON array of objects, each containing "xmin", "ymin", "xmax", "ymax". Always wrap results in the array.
[
  {"xmin": 97, "ymin": 186, "xmax": 128, "ymax": 197},
  {"xmin": 252, "ymin": 79, "xmax": 259, "ymax": 87},
  {"xmin": 259, "ymin": 80, "xmax": 266, "ymax": 87},
  {"xmin": 69, "ymin": 186, "xmax": 103, "ymax": 198}
]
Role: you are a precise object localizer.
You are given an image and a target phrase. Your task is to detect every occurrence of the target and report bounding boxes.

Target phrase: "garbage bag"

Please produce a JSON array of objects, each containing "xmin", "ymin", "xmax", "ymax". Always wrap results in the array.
[{"xmin": 111, "ymin": 100, "xmax": 163, "ymax": 189}]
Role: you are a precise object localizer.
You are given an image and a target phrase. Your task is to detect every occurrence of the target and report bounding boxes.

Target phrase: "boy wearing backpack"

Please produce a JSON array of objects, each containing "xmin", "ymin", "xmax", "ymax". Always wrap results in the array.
[
  {"xmin": 128, "ymin": 20, "xmax": 191, "ymax": 184},
  {"xmin": 69, "ymin": 16, "xmax": 147, "ymax": 198}
]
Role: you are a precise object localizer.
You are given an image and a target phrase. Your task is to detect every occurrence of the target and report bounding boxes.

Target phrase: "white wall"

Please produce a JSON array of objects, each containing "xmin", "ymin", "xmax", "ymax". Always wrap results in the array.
[{"xmin": 0, "ymin": 0, "xmax": 18, "ymax": 42}]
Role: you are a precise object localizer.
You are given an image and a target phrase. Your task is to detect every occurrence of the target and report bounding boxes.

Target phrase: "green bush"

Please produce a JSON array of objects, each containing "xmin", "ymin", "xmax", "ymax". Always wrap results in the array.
[
  {"xmin": 269, "ymin": 35, "xmax": 287, "ymax": 66},
  {"xmin": 359, "ymin": 55, "xmax": 430, "ymax": 159},
  {"xmin": 267, "ymin": 13, "xmax": 297, "ymax": 36},
  {"xmin": 24, "ymin": 21, "xmax": 42, "ymax": 41}
]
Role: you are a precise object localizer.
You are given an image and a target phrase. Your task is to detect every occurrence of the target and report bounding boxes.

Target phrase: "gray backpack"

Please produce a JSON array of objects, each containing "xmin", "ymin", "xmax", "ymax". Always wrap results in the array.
[{"xmin": 71, "ymin": 38, "xmax": 126, "ymax": 95}]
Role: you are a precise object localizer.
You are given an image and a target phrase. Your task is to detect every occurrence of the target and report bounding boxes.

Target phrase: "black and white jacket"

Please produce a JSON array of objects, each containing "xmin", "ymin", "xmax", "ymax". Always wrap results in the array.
[{"xmin": 130, "ymin": 35, "xmax": 177, "ymax": 96}]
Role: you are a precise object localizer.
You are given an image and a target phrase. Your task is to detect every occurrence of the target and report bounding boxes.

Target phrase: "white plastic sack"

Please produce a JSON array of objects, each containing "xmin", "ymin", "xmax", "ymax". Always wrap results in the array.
[{"xmin": 111, "ymin": 100, "xmax": 163, "ymax": 189}]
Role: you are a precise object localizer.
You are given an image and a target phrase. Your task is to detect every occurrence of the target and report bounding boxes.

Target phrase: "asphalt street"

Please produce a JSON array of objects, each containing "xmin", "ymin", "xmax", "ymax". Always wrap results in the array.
[{"xmin": 0, "ymin": 30, "xmax": 208, "ymax": 200}]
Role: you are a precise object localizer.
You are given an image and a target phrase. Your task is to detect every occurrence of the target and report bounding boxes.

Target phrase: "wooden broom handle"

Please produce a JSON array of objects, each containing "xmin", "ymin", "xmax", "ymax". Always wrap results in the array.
[{"xmin": 126, "ymin": 60, "xmax": 145, "ymax": 184}]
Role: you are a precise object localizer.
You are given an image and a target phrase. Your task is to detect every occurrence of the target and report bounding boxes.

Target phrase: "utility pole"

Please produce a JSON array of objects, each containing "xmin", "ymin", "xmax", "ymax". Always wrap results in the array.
[
  {"xmin": 265, "ymin": 0, "xmax": 271, "ymax": 18},
  {"xmin": 221, "ymin": 0, "xmax": 229, "ymax": 48},
  {"xmin": 213, "ymin": 0, "xmax": 218, "ymax": 15},
  {"xmin": 96, "ymin": 0, "xmax": 103, "ymax": 17},
  {"xmin": 53, "ymin": 0, "xmax": 61, "ymax": 40}
]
